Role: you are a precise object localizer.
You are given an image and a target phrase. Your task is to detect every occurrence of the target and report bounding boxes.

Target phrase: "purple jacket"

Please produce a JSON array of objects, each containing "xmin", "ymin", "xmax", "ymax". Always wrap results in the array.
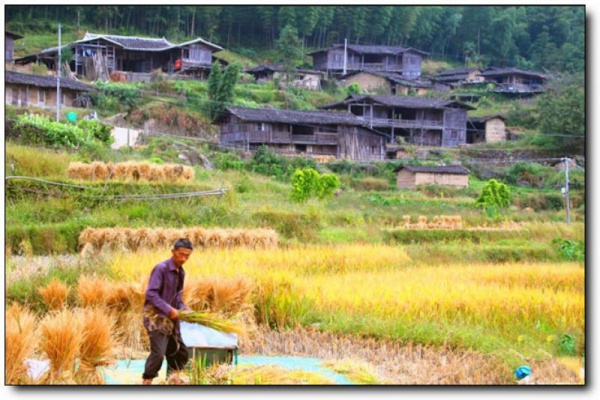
[{"xmin": 144, "ymin": 258, "xmax": 188, "ymax": 317}]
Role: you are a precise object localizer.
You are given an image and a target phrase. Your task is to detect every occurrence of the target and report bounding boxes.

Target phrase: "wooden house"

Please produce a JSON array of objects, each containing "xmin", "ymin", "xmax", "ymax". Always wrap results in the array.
[
  {"xmin": 5, "ymin": 70, "xmax": 93, "ymax": 108},
  {"xmin": 215, "ymin": 106, "xmax": 387, "ymax": 160},
  {"xmin": 15, "ymin": 32, "xmax": 223, "ymax": 80},
  {"xmin": 480, "ymin": 67, "xmax": 547, "ymax": 95},
  {"xmin": 243, "ymin": 65, "xmax": 324, "ymax": 90},
  {"xmin": 321, "ymin": 95, "xmax": 475, "ymax": 147},
  {"xmin": 395, "ymin": 165, "xmax": 469, "ymax": 189},
  {"xmin": 308, "ymin": 44, "xmax": 427, "ymax": 78},
  {"xmin": 466, "ymin": 115, "xmax": 506, "ymax": 144},
  {"xmin": 5, "ymin": 30, "xmax": 23, "ymax": 62},
  {"xmin": 432, "ymin": 68, "xmax": 483, "ymax": 88},
  {"xmin": 339, "ymin": 70, "xmax": 431, "ymax": 95}
]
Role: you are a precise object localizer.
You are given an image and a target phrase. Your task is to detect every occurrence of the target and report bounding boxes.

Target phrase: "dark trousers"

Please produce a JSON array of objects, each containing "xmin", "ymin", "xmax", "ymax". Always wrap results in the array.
[{"xmin": 142, "ymin": 330, "xmax": 189, "ymax": 380}]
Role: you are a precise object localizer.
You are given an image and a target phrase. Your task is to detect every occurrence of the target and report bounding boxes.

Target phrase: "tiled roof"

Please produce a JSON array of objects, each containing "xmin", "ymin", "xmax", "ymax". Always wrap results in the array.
[
  {"xmin": 222, "ymin": 106, "xmax": 373, "ymax": 126},
  {"xmin": 6, "ymin": 30, "xmax": 23, "ymax": 39},
  {"xmin": 321, "ymin": 94, "xmax": 475, "ymax": 110},
  {"xmin": 480, "ymin": 67, "xmax": 547, "ymax": 79},
  {"xmin": 5, "ymin": 70, "xmax": 93, "ymax": 92},
  {"xmin": 308, "ymin": 44, "xmax": 428, "ymax": 56}
]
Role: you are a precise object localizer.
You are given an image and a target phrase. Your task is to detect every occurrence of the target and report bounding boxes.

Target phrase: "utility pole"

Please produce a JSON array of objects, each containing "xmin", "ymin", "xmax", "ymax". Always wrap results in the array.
[
  {"xmin": 56, "ymin": 24, "xmax": 61, "ymax": 122},
  {"xmin": 562, "ymin": 157, "xmax": 571, "ymax": 224}
]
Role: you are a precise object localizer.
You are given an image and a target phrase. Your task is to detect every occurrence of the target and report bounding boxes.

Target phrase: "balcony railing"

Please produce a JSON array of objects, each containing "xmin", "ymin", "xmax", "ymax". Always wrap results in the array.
[
  {"xmin": 357, "ymin": 117, "xmax": 444, "ymax": 130},
  {"xmin": 221, "ymin": 131, "xmax": 339, "ymax": 145}
]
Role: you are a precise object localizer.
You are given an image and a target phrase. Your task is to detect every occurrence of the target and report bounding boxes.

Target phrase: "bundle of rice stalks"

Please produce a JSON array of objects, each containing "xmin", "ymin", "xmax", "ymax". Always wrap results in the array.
[
  {"xmin": 228, "ymin": 365, "xmax": 334, "ymax": 385},
  {"xmin": 107, "ymin": 280, "xmax": 148, "ymax": 354},
  {"xmin": 67, "ymin": 161, "xmax": 194, "ymax": 182},
  {"xmin": 77, "ymin": 275, "xmax": 109, "ymax": 308},
  {"xmin": 402, "ymin": 215, "xmax": 411, "ymax": 228},
  {"xmin": 184, "ymin": 276, "xmax": 254, "ymax": 316},
  {"xmin": 40, "ymin": 309, "xmax": 83, "ymax": 384},
  {"xmin": 75, "ymin": 308, "xmax": 117, "ymax": 384},
  {"xmin": 39, "ymin": 279, "xmax": 69, "ymax": 310},
  {"xmin": 6, "ymin": 303, "xmax": 38, "ymax": 384},
  {"xmin": 323, "ymin": 359, "xmax": 382, "ymax": 384},
  {"xmin": 418, "ymin": 215, "xmax": 427, "ymax": 228},
  {"xmin": 178, "ymin": 310, "xmax": 245, "ymax": 335},
  {"xmin": 78, "ymin": 227, "xmax": 280, "ymax": 252}
]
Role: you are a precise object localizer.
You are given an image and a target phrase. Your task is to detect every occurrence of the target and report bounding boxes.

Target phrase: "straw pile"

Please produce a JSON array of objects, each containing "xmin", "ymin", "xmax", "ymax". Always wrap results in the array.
[
  {"xmin": 184, "ymin": 276, "xmax": 254, "ymax": 315},
  {"xmin": 105, "ymin": 280, "xmax": 148, "ymax": 354},
  {"xmin": 39, "ymin": 309, "xmax": 84, "ymax": 384},
  {"xmin": 77, "ymin": 275, "xmax": 110, "ymax": 308},
  {"xmin": 78, "ymin": 227, "xmax": 279, "ymax": 252},
  {"xmin": 76, "ymin": 308, "xmax": 117, "ymax": 384},
  {"xmin": 39, "ymin": 279, "xmax": 69, "ymax": 310},
  {"xmin": 6, "ymin": 303, "xmax": 38, "ymax": 384},
  {"xmin": 227, "ymin": 365, "xmax": 334, "ymax": 385},
  {"xmin": 67, "ymin": 161, "xmax": 194, "ymax": 182},
  {"xmin": 400, "ymin": 215, "xmax": 463, "ymax": 230}
]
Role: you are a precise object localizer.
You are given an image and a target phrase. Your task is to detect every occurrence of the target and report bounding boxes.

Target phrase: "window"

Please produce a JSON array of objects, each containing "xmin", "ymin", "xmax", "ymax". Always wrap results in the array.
[
  {"xmin": 38, "ymin": 90, "xmax": 46, "ymax": 106},
  {"xmin": 182, "ymin": 49, "xmax": 190, "ymax": 60},
  {"xmin": 257, "ymin": 123, "xmax": 266, "ymax": 131}
]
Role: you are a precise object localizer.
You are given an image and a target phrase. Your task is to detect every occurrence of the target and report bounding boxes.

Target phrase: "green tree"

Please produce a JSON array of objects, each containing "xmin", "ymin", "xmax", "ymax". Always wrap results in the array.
[
  {"xmin": 207, "ymin": 61, "xmax": 223, "ymax": 119},
  {"xmin": 475, "ymin": 179, "xmax": 510, "ymax": 209},
  {"xmin": 536, "ymin": 77, "xmax": 584, "ymax": 153},
  {"xmin": 275, "ymin": 24, "xmax": 303, "ymax": 80},
  {"xmin": 290, "ymin": 168, "xmax": 340, "ymax": 203}
]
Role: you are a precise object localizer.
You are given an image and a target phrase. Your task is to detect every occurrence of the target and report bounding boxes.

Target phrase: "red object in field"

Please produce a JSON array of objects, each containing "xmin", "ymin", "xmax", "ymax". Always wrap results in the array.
[{"xmin": 174, "ymin": 59, "xmax": 182, "ymax": 71}]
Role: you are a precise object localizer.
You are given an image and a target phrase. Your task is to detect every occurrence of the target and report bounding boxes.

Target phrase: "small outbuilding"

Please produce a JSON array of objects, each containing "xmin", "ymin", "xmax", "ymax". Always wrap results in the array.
[
  {"xmin": 466, "ymin": 115, "xmax": 506, "ymax": 144},
  {"xmin": 395, "ymin": 165, "xmax": 469, "ymax": 189},
  {"xmin": 5, "ymin": 70, "xmax": 93, "ymax": 108}
]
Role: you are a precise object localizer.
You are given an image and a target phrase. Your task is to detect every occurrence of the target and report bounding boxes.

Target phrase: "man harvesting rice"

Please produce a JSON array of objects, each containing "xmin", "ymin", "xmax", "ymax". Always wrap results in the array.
[{"xmin": 142, "ymin": 238, "xmax": 193, "ymax": 385}]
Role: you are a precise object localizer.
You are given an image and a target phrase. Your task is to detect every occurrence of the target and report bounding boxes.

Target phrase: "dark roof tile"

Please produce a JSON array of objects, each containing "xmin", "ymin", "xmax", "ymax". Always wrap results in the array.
[{"xmin": 5, "ymin": 70, "xmax": 93, "ymax": 92}]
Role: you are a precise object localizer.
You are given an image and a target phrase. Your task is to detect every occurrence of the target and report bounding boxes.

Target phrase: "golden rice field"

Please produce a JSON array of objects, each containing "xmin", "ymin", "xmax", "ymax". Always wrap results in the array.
[
  {"xmin": 111, "ymin": 245, "xmax": 584, "ymax": 360},
  {"xmin": 6, "ymin": 244, "xmax": 584, "ymax": 385}
]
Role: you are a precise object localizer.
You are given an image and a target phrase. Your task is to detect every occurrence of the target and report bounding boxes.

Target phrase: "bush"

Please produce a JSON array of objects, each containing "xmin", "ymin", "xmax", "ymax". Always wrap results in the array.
[
  {"xmin": 475, "ymin": 179, "xmax": 510, "ymax": 208},
  {"xmin": 552, "ymin": 238, "xmax": 585, "ymax": 262},
  {"xmin": 290, "ymin": 168, "xmax": 340, "ymax": 203},
  {"xmin": 10, "ymin": 114, "xmax": 108, "ymax": 150},
  {"xmin": 77, "ymin": 119, "xmax": 114, "ymax": 145}
]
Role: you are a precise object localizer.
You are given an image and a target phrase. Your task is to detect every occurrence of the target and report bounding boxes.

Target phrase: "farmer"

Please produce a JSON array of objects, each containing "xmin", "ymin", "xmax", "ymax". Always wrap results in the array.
[{"xmin": 142, "ymin": 238, "xmax": 193, "ymax": 385}]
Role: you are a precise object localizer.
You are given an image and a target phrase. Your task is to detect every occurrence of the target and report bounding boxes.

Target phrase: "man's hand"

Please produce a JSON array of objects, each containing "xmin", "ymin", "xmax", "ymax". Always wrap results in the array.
[{"xmin": 168, "ymin": 308, "xmax": 179, "ymax": 320}]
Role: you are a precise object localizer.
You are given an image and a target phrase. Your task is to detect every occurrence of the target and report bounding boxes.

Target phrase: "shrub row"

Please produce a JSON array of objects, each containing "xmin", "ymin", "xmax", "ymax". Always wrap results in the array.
[{"xmin": 383, "ymin": 228, "xmax": 527, "ymax": 244}]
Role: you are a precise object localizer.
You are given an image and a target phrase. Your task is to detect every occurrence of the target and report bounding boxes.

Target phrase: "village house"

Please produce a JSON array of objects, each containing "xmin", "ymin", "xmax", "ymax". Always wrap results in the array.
[
  {"xmin": 243, "ymin": 64, "xmax": 324, "ymax": 90},
  {"xmin": 5, "ymin": 70, "xmax": 93, "ymax": 108},
  {"xmin": 308, "ymin": 44, "xmax": 427, "ymax": 78},
  {"xmin": 480, "ymin": 67, "xmax": 547, "ymax": 95},
  {"xmin": 431, "ymin": 67, "xmax": 484, "ymax": 89},
  {"xmin": 321, "ymin": 94, "xmax": 475, "ymax": 147},
  {"xmin": 214, "ymin": 106, "xmax": 387, "ymax": 160},
  {"xmin": 5, "ymin": 30, "xmax": 23, "ymax": 62},
  {"xmin": 395, "ymin": 165, "xmax": 469, "ymax": 189},
  {"xmin": 339, "ymin": 70, "xmax": 431, "ymax": 96},
  {"xmin": 15, "ymin": 32, "xmax": 223, "ymax": 81},
  {"xmin": 466, "ymin": 115, "xmax": 507, "ymax": 144}
]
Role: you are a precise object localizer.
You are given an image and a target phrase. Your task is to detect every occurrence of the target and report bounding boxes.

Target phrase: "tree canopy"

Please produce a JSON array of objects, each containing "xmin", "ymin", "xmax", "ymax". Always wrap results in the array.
[{"xmin": 6, "ymin": 5, "xmax": 585, "ymax": 73}]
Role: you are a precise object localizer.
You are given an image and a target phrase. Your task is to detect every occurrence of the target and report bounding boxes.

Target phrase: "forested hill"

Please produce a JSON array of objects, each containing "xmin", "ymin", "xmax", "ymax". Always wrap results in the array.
[{"xmin": 6, "ymin": 5, "xmax": 584, "ymax": 73}]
